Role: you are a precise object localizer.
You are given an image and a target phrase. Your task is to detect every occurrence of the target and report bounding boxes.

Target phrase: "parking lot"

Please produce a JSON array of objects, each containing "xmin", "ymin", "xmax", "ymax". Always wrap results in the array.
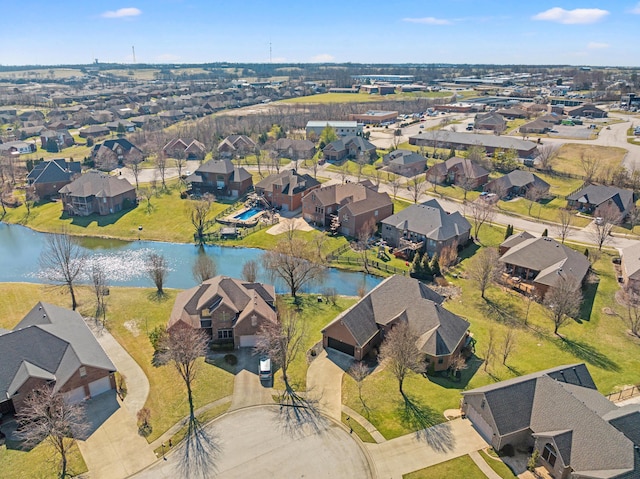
[{"xmin": 547, "ymin": 124, "xmax": 595, "ymax": 139}]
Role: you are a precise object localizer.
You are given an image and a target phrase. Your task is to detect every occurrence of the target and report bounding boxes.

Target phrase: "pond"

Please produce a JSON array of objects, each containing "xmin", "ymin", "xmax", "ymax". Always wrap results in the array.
[{"xmin": 0, "ymin": 223, "xmax": 381, "ymax": 295}]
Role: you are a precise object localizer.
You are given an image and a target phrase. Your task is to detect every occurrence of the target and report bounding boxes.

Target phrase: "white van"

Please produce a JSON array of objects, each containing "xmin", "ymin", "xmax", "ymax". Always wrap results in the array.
[{"xmin": 259, "ymin": 357, "xmax": 272, "ymax": 381}]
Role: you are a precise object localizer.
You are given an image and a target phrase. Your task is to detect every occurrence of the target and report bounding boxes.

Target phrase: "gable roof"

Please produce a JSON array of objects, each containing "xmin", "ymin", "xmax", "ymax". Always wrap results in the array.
[
  {"xmin": 381, "ymin": 199, "xmax": 471, "ymax": 241},
  {"xmin": 383, "ymin": 149, "xmax": 426, "ymax": 166},
  {"xmin": 255, "ymin": 170, "xmax": 320, "ymax": 197},
  {"xmin": 488, "ymin": 170, "xmax": 550, "ymax": 192},
  {"xmin": 0, "ymin": 302, "xmax": 115, "ymax": 399},
  {"xmin": 500, "ymin": 230, "xmax": 535, "ymax": 249},
  {"xmin": 567, "ymin": 185, "xmax": 634, "ymax": 213},
  {"xmin": 58, "ymin": 170, "xmax": 135, "ymax": 198},
  {"xmin": 323, "ymin": 275, "xmax": 468, "ymax": 357},
  {"xmin": 92, "ymin": 138, "xmax": 141, "ymax": 154},
  {"xmin": 622, "ymin": 242, "xmax": 640, "ymax": 282},
  {"xmin": 26, "ymin": 159, "xmax": 81, "ymax": 185},
  {"xmin": 273, "ymin": 138, "xmax": 315, "ymax": 152},
  {"xmin": 307, "ymin": 182, "xmax": 391, "ymax": 212},
  {"xmin": 426, "ymin": 157, "xmax": 489, "ymax": 180},
  {"xmin": 499, "ymin": 236, "xmax": 590, "ymax": 288},
  {"xmin": 324, "ymin": 135, "xmax": 376, "ymax": 154}
]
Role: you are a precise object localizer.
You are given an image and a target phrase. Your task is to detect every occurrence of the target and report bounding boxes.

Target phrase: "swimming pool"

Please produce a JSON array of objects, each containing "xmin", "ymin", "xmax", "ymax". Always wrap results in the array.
[{"xmin": 233, "ymin": 207, "xmax": 263, "ymax": 221}]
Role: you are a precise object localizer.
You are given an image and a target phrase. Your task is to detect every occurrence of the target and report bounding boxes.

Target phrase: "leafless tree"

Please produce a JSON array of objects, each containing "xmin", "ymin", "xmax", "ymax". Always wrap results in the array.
[
  {"xmin": 125, "ymin": 154, "xmax": 144, "ymax": 190},
  {"xmin": 438, "ymin": 241, "xmax": 459, "ymax": 273},
  {"xmin": 523, "ymin": 291, "xmax": 536, "ymax": 326},
  {"xmin": 501, "ymin": 329, "xmax": 517, "ymax": 365},
  {"xmin": 339, "ymin": 162, "xmax": 350, "ymax": 184},
  {"xmin": 189, "ymin": 194, "xmax": 215, "ymax": 245},
  {"xmin": 255, "ymin": 308, "xmax": 306, "ymax": 391},
  {"xmin": 406, "ymin": 174, "xmax": 427, "ymax": 203},
  {"xmin": 628, "ymin": 204, "xmax": 640, "ymax": 230},
  {"xmin": 356, "ymin": 218, "xmax": 377, "ymax": 273},
  {"xmin": 525, "ymin": 184, "xmax": 546, "ymax": 216},
  {"xmin": 387, "ymin": 172, "xmax": 402, "ymax": 199},
  {"xmin": 467, "ymin": 247, "xmax": 500, "ymax": 299},
  {"xmin": 470, "ymin": 199, "xmax": 496, "ymax": 240},
  {"xmin": 192, "ymin": 253, "xmax": 217, "ymax": 283},
  {"xmin": 139, "ymin": 186, "xmax": 154, "ymax": 213},
  {"xmin": 379, "ymin": 321, "xmax": 423, "ymax": 396},
  {"xmin": 370, "ymin": 168, "xmax": 383, "ymax": 188},
  {"xmin": 449, "ymin": 353, "xmax": 468, "ymax": 379},
  {"xmin": 483, "ymin": 329, "xmax": 495, "ymax": 372},
  {"xmin": 349, "ymin": 361, "xmax": 370, "ymax": 406},
  {"xmin": 543, "ymin": 275, "xmax": 582, "ymax": 336},
  {"xmin": 39, "ymin": 228, "xmax": 86, "ymax": 310},
  {"xmin": 262, "ymin": 235, "xmax": 325, "ymax": 299},
  {"xmin": 426, "ymin": 166, "xmax": 440, "ymax": 194},
  {"xmin": 90, "ymin": 262, "xmax": 108, "ymax": 326},
  {"xmin": 241, "ymin": 259, "xmax": 259, "ymax": 282},
  {"xmin": 136, "ymin": 407, "xmax": 152, "ymax": 437},
  {"xmin": 155, "ymin": 153, "xmax": 168, "ymax": 190},
  {"xmin": 536, "ymin": 143, "xmax": 559, "ymax": 172},
  {"xmin": 580, "ymin": 152, "xmax": 600, "ymax": 183},
  {"xmin": 590, "ymin": 203, "xmax": 622, "ymax": 250},
  {"xmin": 173, "ymin": 149, "xmax": 187, "ymax": 180},
  {"xmin": 619, "ymin": 284, "xmax": 640, "ymax": 337},
  {"xmin": 0, "ymin": 179, "xmax": 12, "ymax": 217},
  {"xmin": 269, "ymin": 151, "xmax": 282, "ymax": 174},
  {"xmin": 146, "ymin": 252, "xmax": 168, "ymax": 295},
  {"xmin": 17, "ymin": 385, "xmax": 88, "ymax": 479},
  {"xmin": 555, "ymin": 209, "xmax": 574, "ymax": 244}
]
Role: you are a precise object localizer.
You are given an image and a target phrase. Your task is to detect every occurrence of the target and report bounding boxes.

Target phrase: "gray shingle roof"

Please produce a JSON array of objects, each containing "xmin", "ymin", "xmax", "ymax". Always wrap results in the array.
[
  {"xmin": 58, "ymin": 170, "xmax": 134, "ymax": 198},
  {"xmin": 567, "ymin": 185, "xmax": 634, "ymax": 214},
  {"xmin": 255, "ymin": 170, "xmax": 320, "ymax": 196},
  {"xmin": 488, "ymin": 170, "xmax": 550, "ymax": 191},
  {"xmin": 26, "ymin": 159, "xmax": 81, "ymax": 185},
  {"xmin": 622, "ymin": 242, "xmax": 640, "ymax": 281},
  {"xmin": 383, "ymin": 149, "xmax": 426, "ymax": 166},
  {"xmin": 0, "ymin": 302, "xmax": 115, "ymax": 399},
  {"xmin": 381, "ymin": 199, "xmax": 471, "ymax": 242},
  {"xmin": 410, "ymin": 130, "xmax": 538, "ymax": 152},
  {"xmin": 426, "ymin": 157, "xmax": 489, "ymax": 181}
]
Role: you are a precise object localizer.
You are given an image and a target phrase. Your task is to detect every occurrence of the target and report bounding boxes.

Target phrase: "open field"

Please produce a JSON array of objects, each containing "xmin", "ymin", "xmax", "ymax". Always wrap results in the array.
[
  {"xmin": 0, "ymin": 439, "xmax": 87, "ymax": 479},
  {"xmin": 280, "ymin": 91, "xmax": 457, "ymax": 105},
  {"xmin": 553, "ymin": 143, "xmax": 626, "ymax": 177}
]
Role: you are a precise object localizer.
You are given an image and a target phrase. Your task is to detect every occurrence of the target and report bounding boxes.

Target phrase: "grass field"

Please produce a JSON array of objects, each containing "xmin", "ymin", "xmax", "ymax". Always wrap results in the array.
[
  {"xmin": 553, "ymin": 143, "xmax": 626, "ymax": 177},
  {"xmin": 0, "ymin": 439, "xmax": 87, "ymax": 479},
  {"xmin": 478, "ymin": 450, "xmax": 518, "ymax": 479},
  {"xmin": 280, "ymin": 91, "xmax": 456, "ymax": 105},
  {"xmin": 343, "ymin": 224, "xmax": 640, "ymax": 439},
  {"xmin": 403, "ymin": 455, "xmax": 487, "ymax": 479}
]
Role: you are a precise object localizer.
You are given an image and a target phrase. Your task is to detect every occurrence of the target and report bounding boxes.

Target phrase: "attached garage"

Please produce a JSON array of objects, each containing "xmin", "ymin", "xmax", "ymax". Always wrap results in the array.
[
  {"xmin": 63, "ymin": 386, "xmax": 86, "ymax": 405},
  {"xmin": 327, "ymin": 337, "xmax": 355, "ymax": 357},
  {"xmin": 88, "ymin": 376, "xmax": 112, "ymax": 398},
  {"xmin": 239, "ymin": 335, "xmax": 258, "ymax": 348},
  {"xmin": 465, "ymin": 405, "xmax": 494, "ymax": 443}
]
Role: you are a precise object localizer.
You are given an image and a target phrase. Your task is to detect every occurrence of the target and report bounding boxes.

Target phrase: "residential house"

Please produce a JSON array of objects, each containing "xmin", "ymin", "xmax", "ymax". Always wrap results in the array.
[
  {"xmin": 26, "ymin": 159, "xmax": 81, "ymax": 198},
  {"xmin": 498, "ymin": 235, "xmax": 590, "ymax": 298},
  {"xmin": 59, "ymin": 170, "xmax": 137, "ymax": 216},
  {"xmin": 79, "ymin": 125, "xmax": 110, "ymax": 139},
  {"xmin": 621, "ymin": 242, "xmax": 640, "ymax": 293},
  {"xmin": 381, "ymin": 199, "xmax": 471, "ymax": 258},
  {"xmin": 163, "ymin": 138, "xmax": 207, "ymax": 160},
  {"xmin": 218, "ymin": 135, "xmax": 256, "ymax": 158},
  {"xmin": 322, "ymin": 275, "xmax": 471, "ymax": 369},
  {"xmin": 474, "ymin": 112, "xmax": 506, "ymax": 132},
  {"xmin": 566, "ymin": 103, "xmax": 608, "ymax": 118},
  {"xmin": 425, "ymin": 157, "xmax": 490, "ymax": 189},
  {"xmin": 158, "ymin": 110, "xmax": 186, "ymax": 123},
  {"xmin": 495, "ymin": 107, "xmax": 529, "ymax": 119},
  {"xmin": 566, "ymin": 185, "xmax": 634, "ymax": 219},
  {"xmin": 485, "ymin": 170, "xmax": 550, "ymax": 198},
  {"xmin": 322, "ymin": 136, "xmax": 377, "ymax": 163},
  {"xmin": 302, "ymin": 182, "xmax": 393, "ymax": 237},
  {"xmin": 410, "ymin": 131, "xmax": 538, "ymax": 157},
  {"xmin": 91, "ymin": 138, "xmax": 143, "ymax": 171},
  {"xmin": 382, "ymin": 149, "xmax": 426, "ymax": 177},
  {"xmin": 40, "ymin": 129, "xmax": 74, "ymax": 150},
  {"xmin": 17, "ymin": 110, "xmax": 45, "ymax": 124},
  {"xmin": 0, "ymin": 140, "xmax": 36, "ymax": 157},
  {"xmin": 462, "ymin": 364, "xmax": 640, "ymax": 479},
  {"xmin": 272, "ymin": 138, "xmax": 316, "ymax": 160},
  {"xmin": 16, "ymin": 125, "xmax": 45, "ymax": 140},
  {"xmin": 106, "ymin": 120, "xmax": 136, "ymax": 133},
  {"xmin": 186, "ymin": 158, "xmax": 252, "ymax": 198},
  {"xmin": 0, "ymin": 302, "xmax": 116, "ymax": 415},
  {"xmin": 254, "ymin": 170, "xmax": 320, "ymax": 211},
  {"xmin": 168, "ymin": 276, "xmax": 277, "ymax": 348},
  {"xmin": 305, "ymin": 120, "xmax": 362, "ymax": 139}
]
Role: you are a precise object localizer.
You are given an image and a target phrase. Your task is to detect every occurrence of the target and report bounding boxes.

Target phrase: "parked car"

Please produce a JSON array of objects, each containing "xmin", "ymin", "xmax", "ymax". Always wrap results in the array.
[{"xmin": 259, "ymin": 356, "xmax": 272, "ymax": 381}]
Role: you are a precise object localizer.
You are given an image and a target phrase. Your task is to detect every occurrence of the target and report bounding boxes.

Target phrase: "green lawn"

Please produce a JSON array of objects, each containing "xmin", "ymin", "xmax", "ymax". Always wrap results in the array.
[
  {"xmin": 0, "ymin": 439, "xmax": 87, "ymax": 479},
  {"xmin": 0, "ymin": 283, "xmax": 235, "ymax": 444},
  {"xmin": 553, "ymin": 144, "xmax": 626, "ymax": 178},
  {"xmin": 342, "ymin": 412, "xmax": 376, "ymax": 443},
  {"xmin": 343, "ymin": 225, "xmax": 640, "ymax": 439},
  {"xmin": 403, "ymin": 455, "xmax": 487, "ymax": 479},
  {"xmin": 478, "ymin": 450, "xmax": 518, "ymax": 479}
]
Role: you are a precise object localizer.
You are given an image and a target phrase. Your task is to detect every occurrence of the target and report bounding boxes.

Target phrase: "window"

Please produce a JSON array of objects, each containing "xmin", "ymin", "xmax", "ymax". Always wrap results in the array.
[
  {"xmin": 217, "ymin": 329, "xmax": 233, "ymax": 340},
  {"xmin": 251, "ymin": 315, "xmax": 258, "ymax": 327},
  {"xmin": 542, "ymin": 444, "xmax": 557, "ymax": 467},
  {"xmin": 79, "ymin": 367, "xmax": 87, "ymax": 377},
  {"xmin": 374, "ymin": 210, "xmax": 378, "ymax": 217},
  {"xmin": 437, "ymin": 358, "xmax": 444, "ymax": 364}
]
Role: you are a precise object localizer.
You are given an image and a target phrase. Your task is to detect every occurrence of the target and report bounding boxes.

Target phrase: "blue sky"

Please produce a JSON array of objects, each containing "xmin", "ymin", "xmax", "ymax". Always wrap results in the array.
[{"xmin": 2, "ymin": 1, "xmax": 639, "ymax": 66}]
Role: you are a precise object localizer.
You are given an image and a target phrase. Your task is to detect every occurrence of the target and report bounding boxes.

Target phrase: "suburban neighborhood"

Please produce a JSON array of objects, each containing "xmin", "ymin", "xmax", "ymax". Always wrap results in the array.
[{"xmin": 2, "ymin": 8, "xmax": 640, "ymax": 478}]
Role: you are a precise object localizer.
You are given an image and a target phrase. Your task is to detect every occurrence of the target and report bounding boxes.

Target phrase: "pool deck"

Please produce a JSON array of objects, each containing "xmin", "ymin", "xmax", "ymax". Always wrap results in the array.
[{"xmin": 217, "ymin": 207, "xmax": 267, "ymax": 227}]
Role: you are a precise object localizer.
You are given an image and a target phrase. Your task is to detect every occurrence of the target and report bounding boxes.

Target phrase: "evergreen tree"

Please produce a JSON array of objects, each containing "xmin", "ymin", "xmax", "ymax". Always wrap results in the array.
[
  {"xmin": 429, "ymin": 253, "xmax": 440, "ymax": 277},
  {"xmin": 421, "ymin": 253, "xmax": 432, "ymax": 278},
  {"xmin": 542, "ymin": 228, "xmax": 548, "ymax": 237},
  {"xmin": 448, "ymin": 146, "xmax": 456, "ymax": 158},
  {"xmin": 411, "ymin": 252, "xmax": 423, "ymax": 278},
  {"xmin": 504, "ymin": 224, "xmax": 514, "ymax": 240}
]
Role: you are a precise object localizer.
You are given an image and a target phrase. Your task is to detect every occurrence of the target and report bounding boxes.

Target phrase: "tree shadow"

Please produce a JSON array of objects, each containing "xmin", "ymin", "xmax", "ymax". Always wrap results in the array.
[
  {"xmin": 177, "ymin": 417, "xmax": 221, "ymax": 479},
  {"xmin": 63, "ymin": 206, "xmax": 135, "ymax": 228},
  {"xmin": 556, "ymin": 336, "xmax": 619, "ymax": 372},
  {"xmin": 147, "ymin": 290, "xmax": 168, "ymax": 302},
  {"xmin": 457, "ymin": 241, "xmax": 480, "ymax": 262},
  {"xmin": 481, "ymin": 296, "xmax": 520, "ymax": 324},
  {"xmin": 578, "ymin": 278, "xmax": 599, "ymax": 322},
  {"xmin": 427, "ymin": 355, "xmax": 482, "ymax": 390},
  {"xmin": 398, "ymin": 393, "xmax": 455, "ymax": 452},
  {"xmin": 274, "ymin": 383, "xmax": 327, "ymax": 438}
]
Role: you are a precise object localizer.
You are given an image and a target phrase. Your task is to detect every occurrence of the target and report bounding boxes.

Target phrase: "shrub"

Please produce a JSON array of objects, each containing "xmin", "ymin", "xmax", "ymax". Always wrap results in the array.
[
  {"xmin": 224, "ymin": 354, "xmax": 238, "ymax": 366},
  {"xmin": 528, "ymin": 449, "xmax": 540, "ymax": 471},
  {"xmin": 148, "ymin": 326, "xmax": 168, "ymax": 352}
]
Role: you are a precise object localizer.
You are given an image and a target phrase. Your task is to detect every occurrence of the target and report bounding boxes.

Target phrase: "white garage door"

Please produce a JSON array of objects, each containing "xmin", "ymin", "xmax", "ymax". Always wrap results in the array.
[
  {"xmin": 89, "ymin": 376, "xmax": 112, "ymax": 398},
  {"xmin": 63, "ymin": 386, "xmax": 85, "ymax": 405},
  {"xmin": 239, "ymin": 335, "xmax": 257, "ymax": 347},
  {"xmin": 466, "ymin": 405, "xmax": 494, "ymax": 443}
]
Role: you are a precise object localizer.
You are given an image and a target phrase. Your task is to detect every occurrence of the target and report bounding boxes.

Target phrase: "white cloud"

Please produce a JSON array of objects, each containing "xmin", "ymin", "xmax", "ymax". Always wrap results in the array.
[
  {"xmin": 631, "ymin": 2, "xmax": 640, "ymax": 14},
  {"xmin": 101, "ymin": 7, "xmax": 142, "ymax": 19},
  {"xmin": 310, "ymin": 53, "xmax": 334, "ymax": 62},
  {"xmin": 403, "ymin": 17, "xmax": 451, "ymax": 25},
  {"xmin": 532, "ymin": 7, "xmax": 609, "ymax": 24},
  {"xmin": 587, "ymin": 41, "xmax": 609, "ymax": 49}
]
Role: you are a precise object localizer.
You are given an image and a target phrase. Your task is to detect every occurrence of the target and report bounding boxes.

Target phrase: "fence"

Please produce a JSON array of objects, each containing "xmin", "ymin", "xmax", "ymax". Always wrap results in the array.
[
  {"xmin": 326, "ymin": 243, "xmax": 352, "ymax": 261},
  {"xmin": 606, "ymin": 385, "xmax": 640, "ymax": 403},
  {"xmin": 330, "ymin": 256, "xmax": 407, "ymax": 276}
]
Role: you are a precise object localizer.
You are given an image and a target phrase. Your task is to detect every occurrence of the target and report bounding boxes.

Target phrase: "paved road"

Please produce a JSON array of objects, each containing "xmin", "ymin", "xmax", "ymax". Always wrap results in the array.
[{"xmin": 132, "ymin": 406, "xmax": 372, "ymax": 479}]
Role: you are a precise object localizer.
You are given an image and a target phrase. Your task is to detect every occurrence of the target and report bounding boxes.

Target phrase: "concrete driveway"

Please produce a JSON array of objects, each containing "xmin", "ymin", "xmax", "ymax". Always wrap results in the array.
[
  {"xmin": 132, "ymin": 406, "xmax": 372, "ymax": 479},
  {"xmin": 307, "ymin": 349, "xmax": 354, "ymax": 420},
  {"xmin": 224, "ymin": 349, "xmax": 274, "ymax": 411}
]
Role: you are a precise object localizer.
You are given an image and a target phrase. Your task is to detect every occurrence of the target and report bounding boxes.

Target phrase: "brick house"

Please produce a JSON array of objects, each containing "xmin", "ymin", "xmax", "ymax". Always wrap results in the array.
[
  {"xmin": 382, "ymin": 149, "xmax": 426, "ymax": 177},
  {"xmin": 254, "ymin": 170, "xmax": 320, "ymax": 211},
  {"xmin": 186, "ymin": 158, "xmax": 253, "ymax": 198},
  {"xmin": 425, "ymin": 157, "xmax": 489, "ymax": 189},
  {"xmin": 322, "ymin": 136, "xmax": 377, "ymax": 163},
  {"xmin": 91, "ymin": 138, "xmax": 143, "ymax": 171},
  {"xmin": 26, "ymin": 158, "xmax": 81, "ymax": 198},
  {"xmin": 218, "ymin": 135, "xmax": 256, "ymax": 158},
  {"xmin": 272, "ymin": 138, "xmax": 316, "ymax": 160},
  {"xmin": 59, "ymin": 170, "xmax": 137, "ymax": 216},
  {"xmin": 0, "ymin": 302, "xmax": 116, "ymax": 415},
  {"xmin": 302, "ymin": 182, "xmax": 393, "ymax": 238},
  {"xmin": 322, "ymin": 275, "xmax": 471, "ymax": 369},
  {"xmin": 485, "ymin": 170, "xmax": 550, "ymax": 198},
  {"xmin": 167, "ymin": 276, "xmax": 277, "ymax": 348},
  {"xmin": 162, "ymin": 138, "xmax": 206, "ymax": 161},
  {"xmin": 39, "ymin": 129, "xmax": 75, "ymax": 149}
]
